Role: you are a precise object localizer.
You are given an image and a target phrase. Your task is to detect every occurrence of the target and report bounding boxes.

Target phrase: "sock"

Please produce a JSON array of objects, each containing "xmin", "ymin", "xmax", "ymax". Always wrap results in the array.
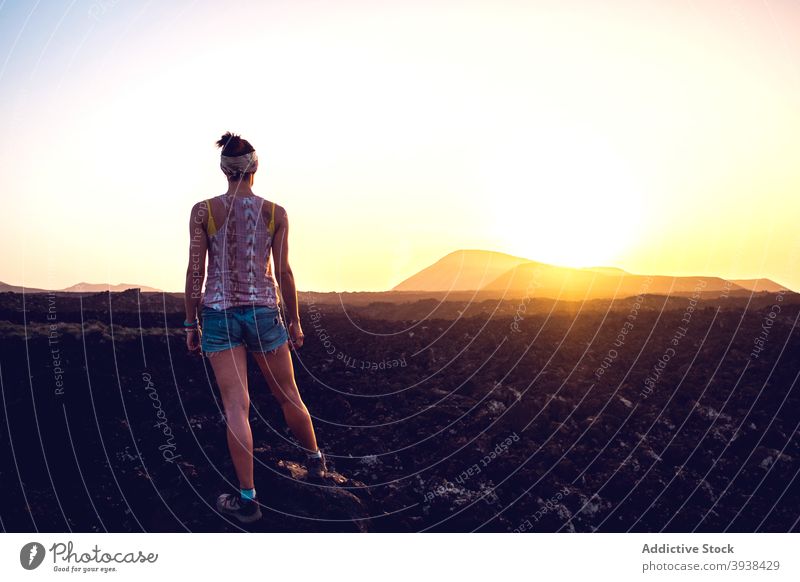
[
  {"xmin": 307, "ymin": 449, "xmax": 322, "ymax": 459},
  {"xmin": 240, "ymin": 487, "xmax": 256, "ymax": 502}
]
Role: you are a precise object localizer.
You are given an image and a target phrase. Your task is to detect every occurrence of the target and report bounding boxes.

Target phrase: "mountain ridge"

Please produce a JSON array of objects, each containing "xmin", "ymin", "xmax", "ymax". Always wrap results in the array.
[
  {"xmin": 1, "ymin": 249, "xmax": 793, "ymax": 297},
  {"xmin": 0, "ymin": 280, "xmax": 162, "ymax": 293},
  {"xmin": 391, "ymin": 249, "xmax": 791, "ymax": 299}
]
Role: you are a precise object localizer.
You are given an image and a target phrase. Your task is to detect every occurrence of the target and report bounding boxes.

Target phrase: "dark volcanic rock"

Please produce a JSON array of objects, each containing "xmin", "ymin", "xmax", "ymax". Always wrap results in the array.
[{"xmin": 1, "ymin": 290, "xmax": 799, "ymax": 532}]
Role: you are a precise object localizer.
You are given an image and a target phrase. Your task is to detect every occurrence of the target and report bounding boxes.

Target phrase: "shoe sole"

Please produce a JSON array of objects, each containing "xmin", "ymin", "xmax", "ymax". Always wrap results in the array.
[{"xmin": 216, "ymin": 501, "xmax": 263, "ymax": 523}]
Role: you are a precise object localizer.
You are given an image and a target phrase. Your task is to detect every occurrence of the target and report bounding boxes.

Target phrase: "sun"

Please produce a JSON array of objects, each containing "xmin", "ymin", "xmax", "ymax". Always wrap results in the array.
[{"xmin": 480, "ymin": 124, "xmax": 645, "ymax": 269}]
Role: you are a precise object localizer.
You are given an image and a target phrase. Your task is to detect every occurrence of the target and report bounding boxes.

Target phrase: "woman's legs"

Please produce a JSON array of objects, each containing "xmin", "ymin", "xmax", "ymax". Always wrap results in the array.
[
  {"xmin": 207, "ymin": 345, "xmax": 254, "ymax": 489},
  {"xmin": 251, "ymin": 343, "xmax": 319, "ymax": 453}
]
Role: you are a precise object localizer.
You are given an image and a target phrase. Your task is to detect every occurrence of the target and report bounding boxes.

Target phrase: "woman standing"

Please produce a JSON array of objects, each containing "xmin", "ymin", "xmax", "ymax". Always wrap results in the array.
[{"xmin": 184, "ymin": 131, "xmax": 326, "ymax": 524}]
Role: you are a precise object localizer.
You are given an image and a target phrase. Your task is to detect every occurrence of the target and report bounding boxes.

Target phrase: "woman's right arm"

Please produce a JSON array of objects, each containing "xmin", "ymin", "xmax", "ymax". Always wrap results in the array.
[
  {"xmin": 185, "ymin": 201, "xmax": 208, "ymax": 324},
  {"xmin": 272, "ymin": 205, "xmax": 304, "ymax": 348}
]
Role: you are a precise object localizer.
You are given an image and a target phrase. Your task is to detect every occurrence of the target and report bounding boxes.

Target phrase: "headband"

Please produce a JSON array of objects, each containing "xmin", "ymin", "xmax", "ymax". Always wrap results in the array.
[{"xmin": 220, "ymin": 151, "xmax": 258, "ymax": 177}]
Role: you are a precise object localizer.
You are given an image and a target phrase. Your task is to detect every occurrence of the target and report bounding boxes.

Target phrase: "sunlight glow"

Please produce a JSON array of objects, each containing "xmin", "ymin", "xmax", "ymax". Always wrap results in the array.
[
  {"xmin": 481, "ymin": 124, "xmax": 645, "ymax": 268},
  {"xmin": 0, "ymin": 0, "xmax": 798, "ymax": 291}
]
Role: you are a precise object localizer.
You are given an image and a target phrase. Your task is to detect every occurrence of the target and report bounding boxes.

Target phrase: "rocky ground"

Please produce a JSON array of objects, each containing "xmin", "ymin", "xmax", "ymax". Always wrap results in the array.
[{"xmin": 0, "ymin": 289, "xmax": 798, "ymax": 532}]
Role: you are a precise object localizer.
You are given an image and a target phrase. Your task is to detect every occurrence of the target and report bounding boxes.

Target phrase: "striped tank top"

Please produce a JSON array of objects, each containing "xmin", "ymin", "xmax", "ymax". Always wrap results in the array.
[{"xmin": 201, "ymin": 193, "xmax": 280, "ymax": 311}]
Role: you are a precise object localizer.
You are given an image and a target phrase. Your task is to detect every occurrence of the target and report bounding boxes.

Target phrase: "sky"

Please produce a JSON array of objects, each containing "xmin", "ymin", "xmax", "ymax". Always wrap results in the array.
[{"xmin": 1, "ymin": 0, "xmax": 799, "ymax": 292}]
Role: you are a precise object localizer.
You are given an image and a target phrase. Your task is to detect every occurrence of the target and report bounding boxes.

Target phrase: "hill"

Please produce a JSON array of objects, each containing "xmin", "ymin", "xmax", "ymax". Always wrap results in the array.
[
  {"xmin": 392, "ymin": 250, "xmax": 791, "ymax": 299},
  {"xmin": 61, "ymin": 282, "xmax": 163, "ymax": 293},
  {"xmin": 0, "ymin": 280, "xmax": 50, "ymax": 293},
  {"xmin": 728, "ymin": 279, "xmax": 790, "ymax": 293},
  {"xmin": 392, "ymin": 249, "xmax": 533, "ymax": 292},
  {"xmin": 0, "ymin": 280, "xmax": 163, "ymax": 294},
  {"xmin": 483, "ymin": 262, "xmax": 745, "ymax": 299}
]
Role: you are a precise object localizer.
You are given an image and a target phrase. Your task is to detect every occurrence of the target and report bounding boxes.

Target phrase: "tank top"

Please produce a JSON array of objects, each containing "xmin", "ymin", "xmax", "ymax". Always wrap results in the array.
[{"xmin": 201, "ymin": 193, "xmax": 280, "ymax": 311}]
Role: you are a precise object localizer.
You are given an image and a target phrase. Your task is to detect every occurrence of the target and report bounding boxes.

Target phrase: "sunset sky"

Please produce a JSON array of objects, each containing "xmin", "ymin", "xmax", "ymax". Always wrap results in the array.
[{"xmin": 1, "ymin": 0, "xmax": 799, "ymax": 293}]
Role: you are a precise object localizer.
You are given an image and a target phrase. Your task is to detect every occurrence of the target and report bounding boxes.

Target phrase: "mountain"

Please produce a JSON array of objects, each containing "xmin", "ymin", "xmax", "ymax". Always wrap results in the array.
[
  {"xmin": 728, "ymin": 279, "xmax": 790, "ymax": 293},
  {"xmin": 392, "ymin": 250, "xmax": 791, "ymax": 299},
  {"xmin": 392, "ymin": 250, "xmax": 535, "ymax": 292},
  {"xmin": 483, "ymin": 262, "xmax": 745, "ymax": 299},
  {"xmin": 1, "ymin": 280, "xmax": 163, "ymax": 294},
  {"xmin": 0, "ymin": 281, "xmax": 50, "ymax": 293},
  {"xmin": 60, "ymin": 282, "xmax": 162, "ymax": 293}
]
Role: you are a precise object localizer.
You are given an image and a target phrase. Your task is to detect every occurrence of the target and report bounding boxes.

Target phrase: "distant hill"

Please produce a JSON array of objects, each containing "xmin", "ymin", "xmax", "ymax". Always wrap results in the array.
[
  {"xmin": 392, "ymin": 249, "xmax": 535, "ymax": 292},
  {"xmin": 728, "ymin": 279, "xmax": 790, "ymax": 293},
  {"xmin": 483, "ymin": 262, "xmax": 745, "ymax": 299},
  {"xmin": 59, "ymin": 282, "xmax": 163, "ymax": 293},
  {"xmin": 392, "ymin": 250, "xmax": 791, "ymax": 300},
  {"xmin": 1, "ymin": 258, "xmax": 792, "ymax": 300},
  {"xmin": 0, "ymin": 281, "xmax": 50, "ymax": 293},
  {"xmin": 0, "ymin": 281, "xmax": 162, "ymax": 294}
]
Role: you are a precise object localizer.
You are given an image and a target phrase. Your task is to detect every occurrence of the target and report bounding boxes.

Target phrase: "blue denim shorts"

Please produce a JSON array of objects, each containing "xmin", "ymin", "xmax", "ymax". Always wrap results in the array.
[{"xmin": 200, "ymin": 304, "xmax": 289, "ymax": 356}]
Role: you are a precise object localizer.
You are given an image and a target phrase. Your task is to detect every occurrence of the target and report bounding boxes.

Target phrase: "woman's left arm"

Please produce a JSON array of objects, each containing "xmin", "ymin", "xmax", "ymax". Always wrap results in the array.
[{"xmin": 184, "ymin": 201, "xmax": 208, "ymax": 323}]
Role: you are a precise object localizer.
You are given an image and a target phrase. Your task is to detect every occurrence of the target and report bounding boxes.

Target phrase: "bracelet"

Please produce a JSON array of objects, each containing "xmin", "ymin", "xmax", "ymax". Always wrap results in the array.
[{"xmin": 183, "ymin": 319, "xmax": 199, "ymax": 328}]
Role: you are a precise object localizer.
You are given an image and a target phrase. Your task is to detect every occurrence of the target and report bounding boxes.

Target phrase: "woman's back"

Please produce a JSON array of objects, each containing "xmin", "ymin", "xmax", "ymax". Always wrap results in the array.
[{"xmin": 202, "ymin": 193, "xmax": 279, "ymax": 310}]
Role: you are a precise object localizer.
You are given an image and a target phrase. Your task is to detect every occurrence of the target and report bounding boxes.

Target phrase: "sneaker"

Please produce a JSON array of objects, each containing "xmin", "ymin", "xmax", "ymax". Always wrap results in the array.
[
  {"xmin": 306, "ymin": 450, "xmax": 328, "ymax": 480},
  {"xmin": 216, "ymin": 493, "xmax": 262, "ymax": 523}
]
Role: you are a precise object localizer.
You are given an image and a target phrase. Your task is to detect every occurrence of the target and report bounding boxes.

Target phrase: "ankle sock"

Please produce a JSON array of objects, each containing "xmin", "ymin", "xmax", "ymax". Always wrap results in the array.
[
  {"xmin": 240, "ymin": 487, "xmax": 256, "ymax": 502},
  {"xmin": 307, "ymin": 449, "xmax": 322, "ymax": 459}
]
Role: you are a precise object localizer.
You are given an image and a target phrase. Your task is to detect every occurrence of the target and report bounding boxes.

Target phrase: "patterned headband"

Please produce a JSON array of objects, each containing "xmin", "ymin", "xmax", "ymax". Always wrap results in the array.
[{"xmin": 220, "ymin": 151, "xmax": 258, "ymax": 177}]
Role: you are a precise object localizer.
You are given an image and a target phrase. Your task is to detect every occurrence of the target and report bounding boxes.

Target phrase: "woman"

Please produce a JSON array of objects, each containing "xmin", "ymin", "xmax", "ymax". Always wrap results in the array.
[{"xmin": 183, "ymin": 131, "xmax": 326, "ymax": 524}]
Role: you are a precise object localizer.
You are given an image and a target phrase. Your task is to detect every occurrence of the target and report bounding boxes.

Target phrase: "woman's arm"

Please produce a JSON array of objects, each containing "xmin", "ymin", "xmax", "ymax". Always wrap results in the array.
[
  {"xmin": 184, "ymin": 201, "xmax": 208, "ymax": 323},
  {"xmin": 272, "ymin": 205, "xmax": 304, "ymax": 348}
]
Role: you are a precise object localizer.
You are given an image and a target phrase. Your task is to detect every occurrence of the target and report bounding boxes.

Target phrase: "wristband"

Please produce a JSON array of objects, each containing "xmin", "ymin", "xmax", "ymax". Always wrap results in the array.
[{"xmin": 183, "ymin": 319, "xmax": 199, "ymax": 328}]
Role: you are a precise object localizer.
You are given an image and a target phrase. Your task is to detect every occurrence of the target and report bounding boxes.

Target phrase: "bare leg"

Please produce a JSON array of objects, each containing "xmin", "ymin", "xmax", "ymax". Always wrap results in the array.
[
  {"xmin": 207, "ymin": 345, "xmax": 254, "ymax": 489},
  {"xmin": 251, "ymin": 343, "xmax": 319, "ymax": 453}
]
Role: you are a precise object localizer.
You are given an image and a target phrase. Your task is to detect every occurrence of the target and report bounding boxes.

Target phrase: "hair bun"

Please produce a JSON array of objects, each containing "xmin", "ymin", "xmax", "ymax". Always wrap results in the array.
[
  {"xmin": 216, "ymin": 131, "xmax": 255, "ymax": 156},
  {"xmin": 216, "ymin": 131, "xmax": 240, "ymax": 150}
]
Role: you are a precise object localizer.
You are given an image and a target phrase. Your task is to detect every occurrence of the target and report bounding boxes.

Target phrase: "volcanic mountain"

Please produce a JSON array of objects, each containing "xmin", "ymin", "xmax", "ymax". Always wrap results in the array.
[
  {"xmin": 391, "ymin": 249, "xmax": 533, "ymax": 292},
  {"xmin": 0, "ymin": 281, "xmax": 163, "ymax": 294},
  {"xmin": 60, "ymin": 282, "xmax": 163, "ymax": 293},
  {"xmin": 392, "ymin": 250, "xmax": 790, "ymax": 300}
]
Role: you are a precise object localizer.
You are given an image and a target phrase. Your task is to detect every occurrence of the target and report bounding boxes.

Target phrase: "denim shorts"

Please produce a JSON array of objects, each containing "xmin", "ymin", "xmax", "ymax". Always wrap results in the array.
[{"xmin": 200, "ymin": 304, "xmax": 289, "ymax": 356}]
